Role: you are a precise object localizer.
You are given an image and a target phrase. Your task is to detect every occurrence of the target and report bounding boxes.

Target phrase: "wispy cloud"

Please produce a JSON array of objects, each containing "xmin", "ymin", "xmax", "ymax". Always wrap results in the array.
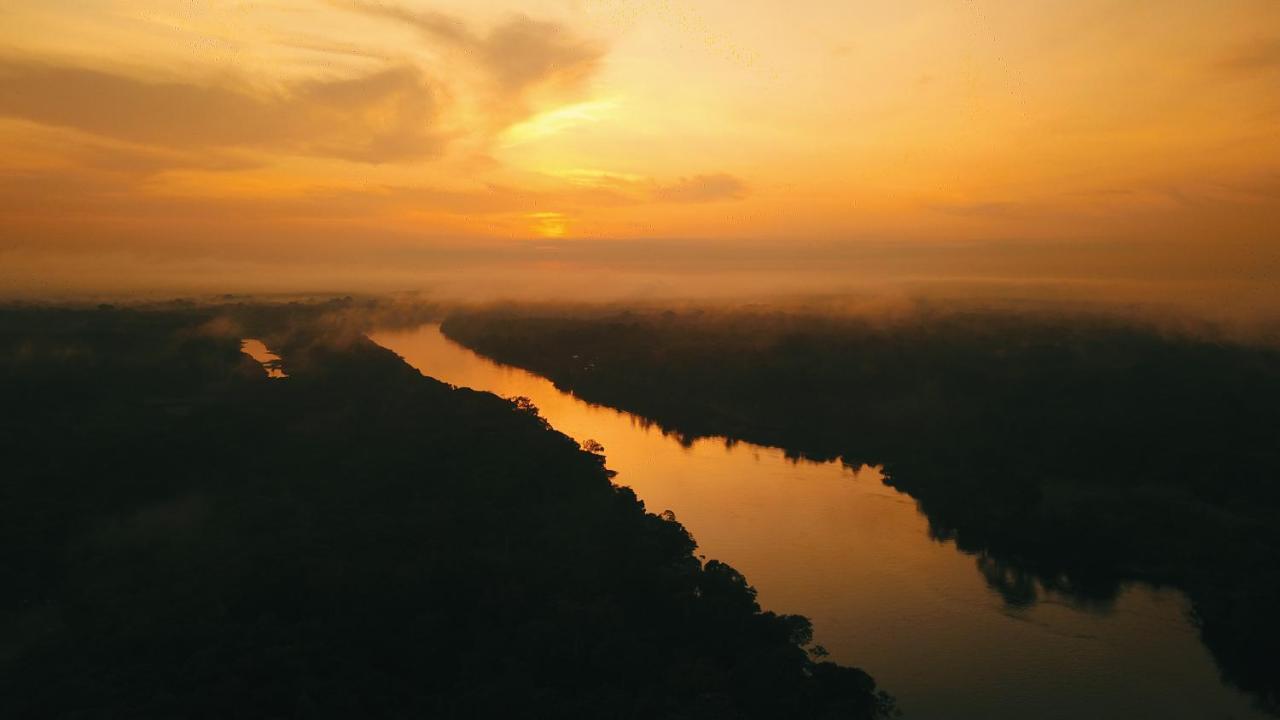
[
  {"xmin": 0, "ymin": 60, "xmax": 444, "ymax": 164},
  {"xmin": 501, "ymin": 99, "xmax": 619, "ymax": 147},
  {"xmin": 929, "ymin": 200, "xmax": 1028, "ymax": 219},
  {"xmin": 545, "ymin": 169, "xmax": 750, "ymax": 205},
  {"xmin": 341, "ymin": 2, "xmax": 605, "ymax": 121},
  {"xmin": 0, "ymin": 5, "xmax": 608, "ymax": 167},
  {"xmin": 652, "ymin": 173, "xmax": 748, "ymax": 203},
  {"xmin": 1216, "ymin": 38, "xmax": 1280, "ymax": 75}
]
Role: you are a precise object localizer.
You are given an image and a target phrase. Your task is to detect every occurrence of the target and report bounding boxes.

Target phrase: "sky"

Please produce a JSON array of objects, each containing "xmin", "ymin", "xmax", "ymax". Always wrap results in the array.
[{"xmin": 0, "ymin": 1, "xmax": 1277, "ymax": 312}]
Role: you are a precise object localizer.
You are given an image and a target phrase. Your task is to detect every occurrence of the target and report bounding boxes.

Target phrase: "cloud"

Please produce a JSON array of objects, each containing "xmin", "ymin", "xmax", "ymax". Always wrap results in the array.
[
  {"xmin": 929, "ymin": 200, "xmax": 1028, "ymax": 219},
  {"xmin": 2, "ymin": 120, "xmax": 265, "ymax": 177},
  {"xmin": 0, "ymin": 170, "xmax": 491, "ymax": 225},
  {"xmin": 652, "ymin": 173, "xmax": 748, "ymax": 203},
  {"xmin": 273, "ymin": 35, "xmax": 396, "ymax": 63},
  {"xmin": 548, "ymin": 169, "xmax": 750, "ymax": 205},
  {"xmin": 343, "ymin": 3, "xmax": 604, "ymax": 119},
  {"xmin": 344, "ymin": 2, "xmax": 472, "ymax": 45},
  {"xmin": 0, "ymin": 7, "xmax": 606, "ymax": 170},
  {"xmin": 500, "ymin": 99, "xmax": 619, "ymax": 146},
  {"xmin": 1217, "ymin": 38, "xmax": 1280, "ymax": 75},
  {"xmin": 1209, "ymin": 171, "xmax": 1280, "ymax": 201},
  {"xmin": 70, "ymin": 140, "xmax": 265, "ymax": 177},
  {"xmin": 0, "ymin": 163, "xmax": 752, "ymax": 237},
  {"xmin": 0, "ymin": 59, "xmax": 444, "ymax": 163},
  {"xmin": 481, "ymin": 16, "xmax": 602, "ymax": 96}
]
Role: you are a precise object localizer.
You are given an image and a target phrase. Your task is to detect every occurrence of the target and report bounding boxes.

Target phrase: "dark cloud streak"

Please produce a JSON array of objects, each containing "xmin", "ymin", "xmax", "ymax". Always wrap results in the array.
[
  {"xmin": 1217, "ymin": 38, "xmax": 1280, "ymax": 74},
  {"xmin": 652, "ymin": 173, "xmax": 748, "ymax": 203}
]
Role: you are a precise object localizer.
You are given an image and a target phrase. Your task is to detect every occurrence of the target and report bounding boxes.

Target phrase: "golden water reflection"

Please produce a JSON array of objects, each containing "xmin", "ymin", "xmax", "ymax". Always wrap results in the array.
[
  {"xmin": 241, "ymin": 338, "xmax": 287, "ymax": 378},
  {"xmin": 371, "ymin": 324, "xmax": 1266, "ymax": 720}
]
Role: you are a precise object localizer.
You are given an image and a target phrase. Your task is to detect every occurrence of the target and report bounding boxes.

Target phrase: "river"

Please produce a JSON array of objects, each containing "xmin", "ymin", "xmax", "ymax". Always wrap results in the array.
[{"xmin": 371, "ymin": 323, "xmax": 1266, "ymax": 719}]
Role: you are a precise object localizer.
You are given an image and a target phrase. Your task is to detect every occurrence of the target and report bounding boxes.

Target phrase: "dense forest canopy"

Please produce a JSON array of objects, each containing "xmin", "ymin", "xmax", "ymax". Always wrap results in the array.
[{"xmin": 0, "ymin": 301, "xmax": 893, "ymax": 719}]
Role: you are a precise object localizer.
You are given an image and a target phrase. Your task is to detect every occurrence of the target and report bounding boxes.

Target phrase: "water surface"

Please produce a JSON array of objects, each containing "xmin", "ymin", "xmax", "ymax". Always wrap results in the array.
[
  {"xmin": 241, "ymin": 338, "xmax": 287, "ymax": 378},
  {"xmin": 372, "ymin": 324, "xmax": 1265, "ymax": 720}
]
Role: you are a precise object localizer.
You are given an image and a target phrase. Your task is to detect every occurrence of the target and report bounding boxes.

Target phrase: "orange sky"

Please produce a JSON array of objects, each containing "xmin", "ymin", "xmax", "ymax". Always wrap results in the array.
[{"xmin": 0, "ymin": 1, "xmax": 1277, "ymax": 309}]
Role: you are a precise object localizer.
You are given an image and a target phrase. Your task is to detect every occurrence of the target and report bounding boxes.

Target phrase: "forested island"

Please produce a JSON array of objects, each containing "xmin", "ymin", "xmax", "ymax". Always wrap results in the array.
[
  {"xmin": 442, "ymin": 304, "xmax": 1280, "ymax": 713},
  {"xmin": 0, "ymin": 301, "xmax": 894, "ymax": 719}
]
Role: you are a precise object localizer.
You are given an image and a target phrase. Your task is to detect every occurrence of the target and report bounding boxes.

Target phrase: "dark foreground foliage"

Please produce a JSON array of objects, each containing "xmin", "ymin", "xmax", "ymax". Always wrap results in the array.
[
  {"xmin": 442, "ymin": 305, "xmax": 1280, "ymax": 714},
  {"xmin": 0, "ymin": 302, "xmax": 893, "ymax": 719}
]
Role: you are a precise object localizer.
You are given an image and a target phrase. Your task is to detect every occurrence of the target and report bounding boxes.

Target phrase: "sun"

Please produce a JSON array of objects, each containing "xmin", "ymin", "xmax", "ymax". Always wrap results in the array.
[{"xmin": 527, "ymin": 211, "xmax": 568, "ymax": 238}]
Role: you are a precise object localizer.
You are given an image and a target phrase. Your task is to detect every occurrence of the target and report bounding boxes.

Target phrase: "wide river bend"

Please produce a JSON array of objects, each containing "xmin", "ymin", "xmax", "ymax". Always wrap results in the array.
[{"xmin": 372, "ymin": 324, "xmax": 1265, "ymax": 719}]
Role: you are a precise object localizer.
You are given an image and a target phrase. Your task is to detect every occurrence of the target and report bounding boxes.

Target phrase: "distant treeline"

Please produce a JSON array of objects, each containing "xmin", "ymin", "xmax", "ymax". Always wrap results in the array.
[
  {"xmin": 442, "ymin": 305, "xmax": 1280, "ymax": 713},
  {"xmin": 0, "ymin": 302, "xmax": 893, "ymax": 719}
]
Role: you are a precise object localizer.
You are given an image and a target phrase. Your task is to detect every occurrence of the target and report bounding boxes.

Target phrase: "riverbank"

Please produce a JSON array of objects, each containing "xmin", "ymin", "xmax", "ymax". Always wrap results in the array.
[{"xmin": 0, "ymin": 302, "xmax": 893, "ymax": 718}]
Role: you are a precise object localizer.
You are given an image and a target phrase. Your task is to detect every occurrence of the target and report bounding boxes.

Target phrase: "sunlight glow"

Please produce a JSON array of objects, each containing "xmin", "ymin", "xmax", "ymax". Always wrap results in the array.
[
  {"xmin": 527, "ymin": 211, "xmax": 569, "ymax": 238},
  {"xmin": 500, "ymin": 99, "xmax": 620, "ymax": 148}
]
